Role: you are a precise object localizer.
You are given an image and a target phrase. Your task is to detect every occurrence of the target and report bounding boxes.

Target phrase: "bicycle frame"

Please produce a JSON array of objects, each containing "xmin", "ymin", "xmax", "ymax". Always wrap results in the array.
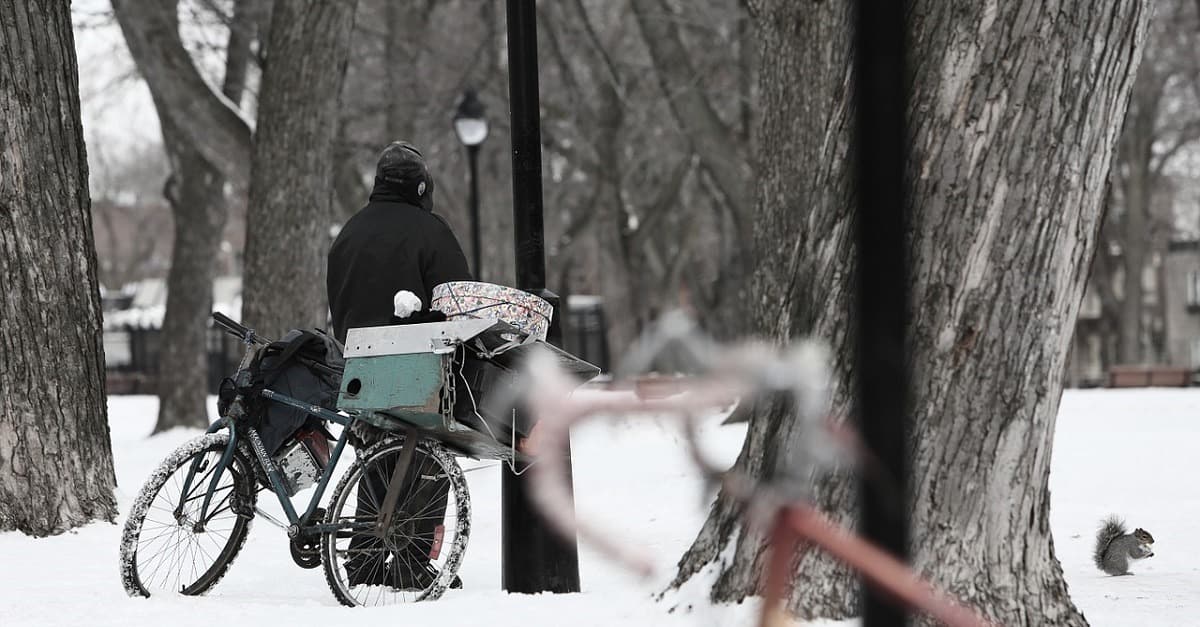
[
  {"xmin": 179, "ymin": 311, "xmax": 471, "ymax": 548},
  {"xmin": 176, "ymin": 323, "xmax": 374, "ymax": 540},
  {"xmin": 216, "ymin": 391, "xmax": 356, "ymax": 535}
]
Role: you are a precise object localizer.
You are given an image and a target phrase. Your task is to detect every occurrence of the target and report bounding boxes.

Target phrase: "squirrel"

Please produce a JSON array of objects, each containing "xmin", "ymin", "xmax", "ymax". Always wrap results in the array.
[{"xmin": 1094, "ymin": 515, "xmax": 1155, "ymax": 576}]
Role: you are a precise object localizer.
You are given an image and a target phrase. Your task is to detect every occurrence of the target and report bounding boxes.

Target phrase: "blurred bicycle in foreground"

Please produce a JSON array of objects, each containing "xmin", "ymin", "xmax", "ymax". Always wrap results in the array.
[{"xmin": 512, "ymin": 311, "xmax": 993, "ymax": 627}]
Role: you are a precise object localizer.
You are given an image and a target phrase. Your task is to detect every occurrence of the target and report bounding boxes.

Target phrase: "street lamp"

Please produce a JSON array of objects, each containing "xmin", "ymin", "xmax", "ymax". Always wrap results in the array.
[
  {"xmin": 454, "ymin": 88, "xmax": 488, "ymax": 279},
  {"xmin": 501, "ymin": 0, "xmax": 581, "ymax": 594}
]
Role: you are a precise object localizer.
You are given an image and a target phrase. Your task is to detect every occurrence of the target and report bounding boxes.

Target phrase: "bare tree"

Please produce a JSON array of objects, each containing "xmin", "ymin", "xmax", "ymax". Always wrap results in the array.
[
  {"xmin": 113, "ymin": 0, "xmax": 260, "ymax": 432},
  {"xmin": 99, "ymin": 0, "xmax": 756, "ymax": 365},
  {"xmin": 241, "ymin": 0, "xmax": 356, "ymax": 339},
  {"xmin": 111, "ymin": 1, "xmax": 253, "ymax": 190},
  {"xmin": 0, "ymin": 0, "xmax": 117, "ymax": 535},
  {"xmin": 153, "ymin": 1, "xmax": 257, "ymax": 433},
  {"xmin": 326, "ymin": 0, "xmax": 753, "ymax": 349},
  {"xmin": 629, "ymin": 0, "xmax": 754, "ymax": 337},
  {"xmin": 520, "ymin": 0, "xmax": 752, "ymax": 349},
  {"xmin": 1101, "ymin": 0, "xmax": 1200, "ymax": 364},
  {"xmin": 671, "ymin": 1, "xmax": 1152, "ymax": 624}
]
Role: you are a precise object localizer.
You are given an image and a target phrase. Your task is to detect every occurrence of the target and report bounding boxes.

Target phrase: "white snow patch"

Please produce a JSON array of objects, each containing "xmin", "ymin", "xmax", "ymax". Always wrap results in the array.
[{"xmin": 3, "ymin": 390, "xmax": 1200, "ymax": 625}]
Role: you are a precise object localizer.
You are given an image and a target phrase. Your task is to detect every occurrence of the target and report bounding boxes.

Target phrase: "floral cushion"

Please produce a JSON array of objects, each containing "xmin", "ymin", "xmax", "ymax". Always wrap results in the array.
[{"xmin": 431, "ymin": 281, "xmax": 552, "ymax": 341}]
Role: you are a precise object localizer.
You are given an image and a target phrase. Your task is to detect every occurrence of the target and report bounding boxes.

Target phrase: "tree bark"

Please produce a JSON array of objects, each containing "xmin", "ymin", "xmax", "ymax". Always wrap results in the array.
[
  {"xmin": 1118, "ymin": 165, "xmax": 1149, "ymax": 364},
  {"xmin": 221, "ymin": 0, "xmax": 259, "ymax": 109},
  {"xmin": 241, "ymin": 0, "xmax": 356, "ymax": 339},
  {"xmin": 0, "ymin": 0, "xmax": 118, "ymax": 534},
  {"xmin": 672, "ymin": 1, "xmax": 1151, "ymax": 624}
]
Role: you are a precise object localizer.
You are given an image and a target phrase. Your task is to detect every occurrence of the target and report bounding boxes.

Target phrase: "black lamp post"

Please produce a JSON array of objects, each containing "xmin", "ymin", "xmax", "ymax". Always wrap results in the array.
[
  {"xmin": 454, "ymin": 88, "xmax": 488, "ymax": 279},
  {"xmin": 501, "ymin": 0, "xmax": 581, "ymax": 594},
  {"xmin": 853, "ymin": 1, "xmax": 909, "ymax": 626}
]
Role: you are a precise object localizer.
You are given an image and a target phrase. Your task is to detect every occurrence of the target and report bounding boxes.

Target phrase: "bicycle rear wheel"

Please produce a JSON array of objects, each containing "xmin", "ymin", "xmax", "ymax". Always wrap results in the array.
[
  {"xmin": 321, "ymin": 436, "xmax": 470, "ymax": 606},
  {"xmin": 119, "ymin": 433, "xmax": 257, "ymax": 597}
]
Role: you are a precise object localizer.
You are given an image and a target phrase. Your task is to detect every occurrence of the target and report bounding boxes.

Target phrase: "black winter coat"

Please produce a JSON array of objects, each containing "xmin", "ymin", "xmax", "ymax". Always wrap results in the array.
[{"xmin": 327, "ymin": 188, "xmax": 471, "ymax": 343}]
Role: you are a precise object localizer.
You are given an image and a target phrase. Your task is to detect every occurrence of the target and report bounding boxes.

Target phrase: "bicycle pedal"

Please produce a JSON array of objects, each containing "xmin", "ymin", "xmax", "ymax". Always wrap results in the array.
[{"xmin": 289, "ymin": 535, "xmax": 321, "ymax": 569}]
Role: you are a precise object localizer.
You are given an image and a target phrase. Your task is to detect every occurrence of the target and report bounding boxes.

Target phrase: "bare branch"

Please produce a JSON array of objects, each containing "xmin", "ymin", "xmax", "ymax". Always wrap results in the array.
[
  {"xmin": 220, "ymin": 0, "xmax": 259, "ymax": 104},
  {"xmin": 629, "ymin": 154, "xmax": 695, "ymax": 248},
  {"xmin": 111, "ymin": 0, "xmax": 253, "ymax": 189},
  {"xmin": 630, "ymin": 0, "xmax": 750, "ymax": 210}
]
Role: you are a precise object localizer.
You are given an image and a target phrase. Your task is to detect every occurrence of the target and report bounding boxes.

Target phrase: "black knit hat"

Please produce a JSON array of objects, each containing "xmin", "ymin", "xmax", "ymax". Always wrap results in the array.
[{"xmin": 375, "ymin": 141, "xmax": 434, "ymax": 203}]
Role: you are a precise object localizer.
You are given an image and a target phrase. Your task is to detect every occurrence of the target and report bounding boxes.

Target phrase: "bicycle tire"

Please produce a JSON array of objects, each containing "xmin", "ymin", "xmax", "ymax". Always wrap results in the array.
[
  {"xmin": 321, "ymin": 436, "xmax": 471, "ymax": 606},
  {"xmin": 119, "ymin": 433, "xmax": 257, "ymax": 597}
]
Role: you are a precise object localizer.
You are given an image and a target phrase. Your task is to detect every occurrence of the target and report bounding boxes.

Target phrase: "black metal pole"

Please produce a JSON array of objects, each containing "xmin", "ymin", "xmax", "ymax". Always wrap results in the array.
[
  {"xmin": 467, "ymin": 144, "xmax": 482, "ymax": 279},
  {"xmin": 501, "ymin": 0, "xmax": 582, "ymax": 594},
  {"xmin": 852, "ymin": 1, "xmax": 909, "ymax": 627}
]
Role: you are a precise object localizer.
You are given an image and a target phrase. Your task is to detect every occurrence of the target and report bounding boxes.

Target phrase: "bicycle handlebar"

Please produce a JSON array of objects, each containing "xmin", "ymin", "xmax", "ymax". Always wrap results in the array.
[{"xmin": 211, "ymin": 312, "xmax": 268, "ymax": 345}]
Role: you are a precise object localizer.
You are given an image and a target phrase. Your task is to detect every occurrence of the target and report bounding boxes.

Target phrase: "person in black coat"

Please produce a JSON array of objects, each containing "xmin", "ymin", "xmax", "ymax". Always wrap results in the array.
[
  {"xmin": 326, "ymin": 141, "xmax": 469, "ymax": 590},
  {"xmin": 327, "ymin": 140, "xmax": 472, "ymax": 343}
]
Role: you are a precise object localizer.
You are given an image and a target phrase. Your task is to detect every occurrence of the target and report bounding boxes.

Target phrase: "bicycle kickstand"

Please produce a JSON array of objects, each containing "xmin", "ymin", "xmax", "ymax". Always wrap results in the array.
[{"xmin": 374, "ymin": 425, "xmax": 420, "ymax": 536}]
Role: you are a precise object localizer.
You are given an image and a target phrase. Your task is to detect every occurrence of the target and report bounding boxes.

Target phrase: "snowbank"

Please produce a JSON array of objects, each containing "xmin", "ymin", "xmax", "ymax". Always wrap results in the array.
[{"xmin": 1, "ymin": 390, "xmax": 1197, "ymax": 626}]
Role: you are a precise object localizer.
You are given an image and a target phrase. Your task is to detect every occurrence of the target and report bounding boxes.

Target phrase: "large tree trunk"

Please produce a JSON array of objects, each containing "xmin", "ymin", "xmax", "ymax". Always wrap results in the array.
[
  {"xmin": 1105, "ymin": 0, "xmax": 1200, "ymax": 365},
  {"xmin": 672, "ymin": 1, "xmax": 1151, "ymax": 624},
  {"xmin": 242, "ymin": 0, "xmax": 355, "ymax": 339},
  {"xmin": 1088, "ymin": 188, "xmax": 1123, "ymax": 376},
  {"xmin": 154, "ymin": 119, "xmax": 228, "ymax": 433},
  {"xmin": 152, "ymin": 0, "xmax": 255, "ymax": 433},
  {"xmin": 0, "ymin": 0, "xmax": 117, "ymax": 534},
  {"xmin": 1115, "ymin": 110, "xmax": 1152, "ymax": 365},
  {"xmin": 1118, "ymin": 166, "xmax": 1149, "ymax": 364},
  {"xmin": 1114, "ymin": 68, "xmax": 1161, "ymax": 364}
]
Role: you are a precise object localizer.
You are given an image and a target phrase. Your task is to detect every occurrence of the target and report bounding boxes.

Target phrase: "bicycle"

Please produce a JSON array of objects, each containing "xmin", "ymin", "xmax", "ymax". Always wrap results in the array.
[
  {"xmin": 516, "ymin": 314, "xmax": 993, "ymax": 627},
  {"xmin": 118, "ymin": 311, "xmax": 592, "ymax": 607}
]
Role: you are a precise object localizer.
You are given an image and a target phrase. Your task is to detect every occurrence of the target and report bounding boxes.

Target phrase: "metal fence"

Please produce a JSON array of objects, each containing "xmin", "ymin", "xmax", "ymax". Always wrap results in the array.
[{"xmin": 103, "ymin": 327, "xmax": 239, "ymax": 395}]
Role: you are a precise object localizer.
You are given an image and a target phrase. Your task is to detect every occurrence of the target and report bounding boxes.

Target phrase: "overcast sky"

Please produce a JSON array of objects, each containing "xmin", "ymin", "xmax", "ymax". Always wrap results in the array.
[{"xmin": 73, "ymin": 0, "xmax": 161, "ymax": 170}]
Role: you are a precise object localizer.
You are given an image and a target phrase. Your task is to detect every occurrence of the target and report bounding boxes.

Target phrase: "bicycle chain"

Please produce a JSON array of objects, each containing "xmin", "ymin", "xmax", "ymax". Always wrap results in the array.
[{"xmin": 440, "ymin": 348, "xmax": 458, "ymax": 420}]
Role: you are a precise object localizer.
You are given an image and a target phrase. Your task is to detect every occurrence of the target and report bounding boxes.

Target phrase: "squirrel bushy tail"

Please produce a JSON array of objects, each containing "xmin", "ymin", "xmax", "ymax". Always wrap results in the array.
[{"xmin": 1093, "ymin": 515, "xmax": 1128, "ymax": 571}]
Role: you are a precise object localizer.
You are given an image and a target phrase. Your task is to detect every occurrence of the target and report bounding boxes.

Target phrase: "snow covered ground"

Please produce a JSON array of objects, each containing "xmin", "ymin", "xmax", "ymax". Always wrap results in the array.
[
  {"xmin": 1, "ymin": 389, "xmax": 1197, "ymax": 626},
  {"xmin": 1051, "ymin": 390, "xmax": 1200, "ymax": 625}
]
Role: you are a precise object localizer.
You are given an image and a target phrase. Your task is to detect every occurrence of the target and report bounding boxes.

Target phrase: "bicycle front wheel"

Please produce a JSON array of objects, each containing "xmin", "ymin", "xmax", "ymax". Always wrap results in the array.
[
  {"xmin": 321, "ymin": 436, "xmax": 470, "ymax": 606},
  {"xmin": 119, "ymin": 433, "xmax": 257, "ymax": 597}
]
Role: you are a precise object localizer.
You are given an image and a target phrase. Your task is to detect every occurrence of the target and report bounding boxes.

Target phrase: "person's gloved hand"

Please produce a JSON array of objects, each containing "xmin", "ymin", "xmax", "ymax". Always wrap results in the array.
[
  {"xmin": 393, "ymin": 290, "xmax": 423, "ymax": 319},
  {"xmin": 406, "ymin": 309, "xmax": 447, "ymax": 324}
]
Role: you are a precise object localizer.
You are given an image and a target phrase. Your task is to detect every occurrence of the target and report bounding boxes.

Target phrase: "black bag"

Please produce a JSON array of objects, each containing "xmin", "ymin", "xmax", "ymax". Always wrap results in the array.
[
  {"xmin": 452, "ymin": 352, "xmax": 523, "ymax": 442},
  {"xmin": 236, "ymin": 329, "xmax": 344, "ymax": 455},
  {"xmin": 451, "ymin": 329, "xmax": 601, "ymax": 445}
]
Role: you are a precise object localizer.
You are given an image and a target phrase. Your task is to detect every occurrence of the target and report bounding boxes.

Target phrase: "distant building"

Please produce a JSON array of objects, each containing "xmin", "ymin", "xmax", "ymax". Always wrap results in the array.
[
  {"xmin": 1066, "ymin": 247, "xmax": 1166, "ymax": 387},
  {"xmin": 1067, "ymin": 238, "xmax": 1200, "ymax": 388}
]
